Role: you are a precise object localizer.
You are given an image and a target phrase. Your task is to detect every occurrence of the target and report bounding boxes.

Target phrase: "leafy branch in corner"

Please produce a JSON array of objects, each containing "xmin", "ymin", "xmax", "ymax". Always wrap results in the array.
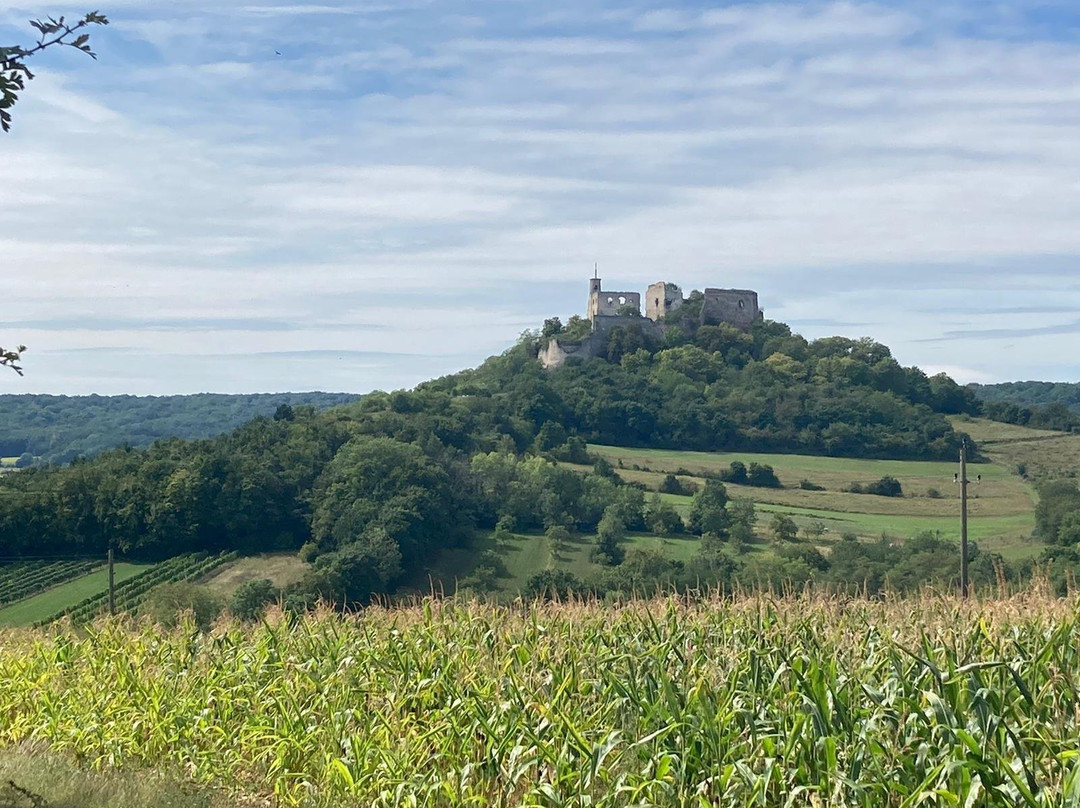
[
  {"xmin": 1, "ymin": 346, "xmax": 26, "ymax": 376},
  {"xmin": 0, "ymin": 10, "xmax": 109, "ymax": 132}
]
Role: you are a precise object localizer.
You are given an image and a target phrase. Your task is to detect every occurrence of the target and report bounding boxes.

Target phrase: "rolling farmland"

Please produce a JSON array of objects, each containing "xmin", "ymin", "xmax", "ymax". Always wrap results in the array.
[{"xmin": 587, "ymin": 438, "xmax": 1040, "ymax": 559}]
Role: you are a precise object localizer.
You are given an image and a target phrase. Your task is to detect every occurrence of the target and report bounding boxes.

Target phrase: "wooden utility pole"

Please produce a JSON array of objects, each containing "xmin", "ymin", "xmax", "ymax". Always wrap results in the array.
[
  {"xmin": 959, "ymin": 440, "xmax": 969, "ymax": 598},
  {"xmin": 107, "ymin": 547, "xmax": 115, "ymax": 615}
]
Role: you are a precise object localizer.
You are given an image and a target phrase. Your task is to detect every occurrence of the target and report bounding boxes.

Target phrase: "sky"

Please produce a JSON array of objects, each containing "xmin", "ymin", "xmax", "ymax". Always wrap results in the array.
[{"xmin": 3, "ymin": 0, "xmax": 1080, "ymax": 395}]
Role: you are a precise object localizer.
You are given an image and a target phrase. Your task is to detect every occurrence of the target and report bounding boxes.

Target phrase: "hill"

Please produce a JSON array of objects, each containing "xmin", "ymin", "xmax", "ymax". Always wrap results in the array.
[
  {"xmin": 0, "ymin": 392, "xmax": 360, "ymax": 464},
  {"xmin": 971, "ymin": 380, "xmax": 1080, "ymax": 411},
  {"xmin": 0, "ymin": 316, "xmax": 1073, "ymax": 610},
  {"xmin": 968, "ymin": 382, "xmax": 1080, "ymax": 431}
]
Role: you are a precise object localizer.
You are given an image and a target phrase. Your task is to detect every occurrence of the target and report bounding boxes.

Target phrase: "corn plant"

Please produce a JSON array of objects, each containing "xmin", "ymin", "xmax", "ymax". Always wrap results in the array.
[{"xmin": 1, "ymin": 590, "xmax": 1079, "ymax": 806}]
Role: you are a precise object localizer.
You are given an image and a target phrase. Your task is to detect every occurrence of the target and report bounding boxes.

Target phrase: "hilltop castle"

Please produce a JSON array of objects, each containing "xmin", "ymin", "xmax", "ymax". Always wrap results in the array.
[{"xmin": 539, "ymin": 275, "xmax": 763, "ymax": 369}]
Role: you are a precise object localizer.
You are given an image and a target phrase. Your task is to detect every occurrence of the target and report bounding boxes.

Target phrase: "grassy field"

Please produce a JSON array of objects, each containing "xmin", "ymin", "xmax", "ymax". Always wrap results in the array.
[
  {"xmin": 201, "ymin": 554, "xmax": 309, "ymax": 596},
  {"xmin": 953, "ymin": 415, "xmax": 1080, "ymax": 483},
  {"xmin": 0, "ymin": 563, "xmax": 150, "ymax": 627},
  {"xmin": 1, "ymin": 593, "xmax": 1079, "ymax": 806},
  {"xmin": 419, "ymin": 530, "xmax": 704, "ymax": 595},
  {"xmin": 587, "ymin": 441, "xmax": 1041, "ymax": 559}
]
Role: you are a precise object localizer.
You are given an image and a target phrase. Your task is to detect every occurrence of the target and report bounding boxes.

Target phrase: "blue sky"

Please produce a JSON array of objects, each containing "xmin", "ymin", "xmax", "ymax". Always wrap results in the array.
[{"xmin": 4, "ymin": 0, "xmax": 1080, "ymax": 394}]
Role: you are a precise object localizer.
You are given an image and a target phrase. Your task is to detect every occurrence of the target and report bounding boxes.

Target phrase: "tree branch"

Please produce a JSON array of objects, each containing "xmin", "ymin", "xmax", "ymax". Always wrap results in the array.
[
  {"xmin": 0, "ymin": 346, "xmax": 26, "ymax": 376},
  {"xmin": 0, "ymin": 11, "xmax": 109, "ymax": 132}
]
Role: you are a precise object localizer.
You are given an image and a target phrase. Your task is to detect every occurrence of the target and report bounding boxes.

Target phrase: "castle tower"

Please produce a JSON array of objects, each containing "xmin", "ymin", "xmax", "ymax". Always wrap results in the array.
[{"xmin": 588, "ymin": 275, "xmax": 602, "ymax": 317}]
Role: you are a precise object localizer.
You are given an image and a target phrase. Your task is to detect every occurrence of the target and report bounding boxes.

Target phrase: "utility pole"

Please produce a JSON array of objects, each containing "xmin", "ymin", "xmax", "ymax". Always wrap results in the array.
[
  {"xmin": 959, "ymin": 440, "xmax": 969, "ymax": 598},
  {"xmin": 107, "ymin": 547, "xmax": 115, "ymax": 615}
]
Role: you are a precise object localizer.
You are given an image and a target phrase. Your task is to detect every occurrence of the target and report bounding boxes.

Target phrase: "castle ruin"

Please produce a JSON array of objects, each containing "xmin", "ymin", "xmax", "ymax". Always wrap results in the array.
[{"xmin": 539, "ymin": 275, "xmax": 763, "ymax": 369}]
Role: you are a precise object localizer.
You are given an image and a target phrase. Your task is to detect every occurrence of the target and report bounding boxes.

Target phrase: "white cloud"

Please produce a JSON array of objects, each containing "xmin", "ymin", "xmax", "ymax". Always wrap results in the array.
[{"xmin": 5, "ymin": 0, "xmax": 1080, "ymax": 393}]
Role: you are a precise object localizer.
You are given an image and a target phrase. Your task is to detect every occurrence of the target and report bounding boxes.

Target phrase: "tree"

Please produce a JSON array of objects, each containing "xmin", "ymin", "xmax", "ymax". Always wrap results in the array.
[
  {"xmin": 592, "ymin": 506, "xmax": 625, "ymax": 565},
  {"xmin": 688, "ymin": 480, "xmax": 729, "ymax": 535},
  {"xmin": 142, "ymin": 582, "xmax": 223, "ymax": 631},
  {"xmin": 644, "ymin": 493, "xmax": 683, "ymax": 536},
  {"xmin": 770, "ymin": 513, "xmax": 799, "ymax": 543},
  {"xmin": 2, "ymin": 11, "xmax": 109, "ymax": 372},
  {"xmin": 545, "ymin": 523, "xmax": 571, "ymax": 558},
  {"xmin": 230, "ymin": 578, "xmax": 279, "ymax": 621},
  {"xmin": 1, "ymin": 11, "xmax": 109, "ymax": 132}
]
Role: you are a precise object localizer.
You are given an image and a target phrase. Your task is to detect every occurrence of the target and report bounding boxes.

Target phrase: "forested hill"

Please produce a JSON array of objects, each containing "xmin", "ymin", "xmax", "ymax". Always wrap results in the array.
[
  {"xmin": 0, "ymin": 392, "xmax": 360, "ymax": 465},
  {"xmin": 0, "ymin": 318, "xmax": 986, "ymax": 601},
  {"xmin": 970, "ymin": 382, "xmax": 1080, "ymax": 430}
]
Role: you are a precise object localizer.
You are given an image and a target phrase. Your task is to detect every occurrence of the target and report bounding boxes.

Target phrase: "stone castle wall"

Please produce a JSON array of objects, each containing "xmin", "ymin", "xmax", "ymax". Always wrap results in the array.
[
  {"xmin": 541, "ymin": 277, "xmax": 762, "ymax": 369},
  {"xmin": 701, "ymin": 288, "xmax": 762, "ymax": 329}
]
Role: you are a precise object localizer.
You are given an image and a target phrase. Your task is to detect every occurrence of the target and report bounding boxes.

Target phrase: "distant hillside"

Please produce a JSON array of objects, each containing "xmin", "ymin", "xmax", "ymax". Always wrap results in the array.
[
  {"xmin": 0, "ymin": 392, "xmax": 360, "ymax": 464},
  {"xmin": 968, "ymin": 382, "xmax": 1080, "ymax": 432},
  {"xmin": 971, "ymin": 381, "xmax": 1080, "ymax": 413}
]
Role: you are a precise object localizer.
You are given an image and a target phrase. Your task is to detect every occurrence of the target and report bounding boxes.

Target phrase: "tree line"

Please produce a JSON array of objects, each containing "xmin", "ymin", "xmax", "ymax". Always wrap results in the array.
[{"xmin": 0, "ymin": 318, "xmax": 997, "ymax": 606}]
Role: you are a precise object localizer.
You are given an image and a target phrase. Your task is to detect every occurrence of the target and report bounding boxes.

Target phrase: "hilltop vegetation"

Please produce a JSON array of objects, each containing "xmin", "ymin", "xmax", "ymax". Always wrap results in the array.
[
  {"xmin": 969, "ymin": 382, "xmax": 1080, "ymax": 431},
  {"xmin": 0, "ymin": 318, "xmax": 1051, "ymax": 608},
  {"xmin": 0, "ymin": 392, "xmax": 359, "ymax": 465}
]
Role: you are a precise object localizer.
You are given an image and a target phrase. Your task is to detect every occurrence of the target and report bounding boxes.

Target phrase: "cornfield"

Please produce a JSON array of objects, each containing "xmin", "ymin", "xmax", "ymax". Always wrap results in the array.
[{"xmin": 2, "ymin": 590, "xmax": 1080, "ymax": 807}]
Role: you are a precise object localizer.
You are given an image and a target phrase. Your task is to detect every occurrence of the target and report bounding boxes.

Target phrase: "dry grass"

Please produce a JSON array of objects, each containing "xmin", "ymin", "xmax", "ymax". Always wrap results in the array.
[
  {"xmin": 0, "ymin": 743, "xmax": 221, "ymax": 808},
  {"xmin": 954, "ymin": 416, "xmax": 1080, "ymax": 483},
  {"xmin": 200, "ymin": 554, "xmax": 309, "ymax": 595}
]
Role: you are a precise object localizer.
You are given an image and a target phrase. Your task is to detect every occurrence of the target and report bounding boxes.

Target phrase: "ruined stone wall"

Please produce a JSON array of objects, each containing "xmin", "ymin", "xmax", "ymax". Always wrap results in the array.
[
  {"xmin": 589, "ymin": 290, "xmax": 641, "ymax": 320},
  {"xmin": 645, "ymin": 282, "xmax": 684, "ymax": 321},
  {"xmin": 539, "ymin": 315, "xmax": 663, "ymax": 369},
  {"xmin": 700, "ymin": 288, "xmax": 762, "ymax": 329}
]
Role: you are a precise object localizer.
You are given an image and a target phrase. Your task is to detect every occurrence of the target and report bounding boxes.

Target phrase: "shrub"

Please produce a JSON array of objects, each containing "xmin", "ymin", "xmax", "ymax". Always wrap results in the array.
[
  {"xmin": 230, "ymin": 578, "xmax": 279, "ymax": 621},
  {"xmin": 747, "ymin": 463, "xmax": 782, "ymax": 488},
  {"xmin": 848, "ymin": 476, "xmax": 903, "ymax": 497},
  {"xmin": 799, "ymin": 479, "xmax": 825, "ymax": 491},
  {"xmin": 659, "ymin": 474, "xmax": 685, "ymax": 495},
  {"xmin": 770, "ymin": 513, "xmax": 799, "ymax": 543},
  {"xmin": 142, "ymin": 583, "xmax": 223, "ymax": 631},
  {"xmin": 723, "ymin": 461, "xmax": 748, "ymax": 485},
  {"xmin": 927, "ymin": 487, "xmax": 941, "ymax": 499},
  {"xmin": 524, "ymin": 569, "xmax": 582, "ymax": 600}
]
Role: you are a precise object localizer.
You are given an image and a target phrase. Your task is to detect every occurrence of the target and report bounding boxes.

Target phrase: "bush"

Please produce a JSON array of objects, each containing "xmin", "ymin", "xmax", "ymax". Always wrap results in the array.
[
  {"xmin": 746, "ymin": 463, "xmax": 782, "ymax": 488},
  {"xmin": 723, "ymin": 461, "xmax": 748, "ymax": 485},
  {"xmin": 659, "ymin": 474, "xmax": 687, "ymax": 495},
  {"xmin": 770, "ymin": 513, "xmax": 799, "ymax": 543},
  {"xmin": 848, "ymin": 476, "xmax": 903, "ymax": 497},
  {"xmin": 230, "ymin": 578, "xmax": 279, "ymax": 621},
  {"xmin": 927, "ymin": 487, "xmax": 941, "ymax": 499},
  {"xmin": 799, "ymin": 479, "xmax": 825, "ymax": 491},
  {"xmin": 524, "ymin": 569, "xmax": 582, "ymax": 600},
  {"xmin": 645, "ymin": 493, "xmax": 684, "ymax": 536},
  {"xmin": 298, "ymin": 541, "xmax": 319, "ymax": 563},
  {"xmin": 142, "ymin": 583, "xmax": 223, "ymax": 630}
]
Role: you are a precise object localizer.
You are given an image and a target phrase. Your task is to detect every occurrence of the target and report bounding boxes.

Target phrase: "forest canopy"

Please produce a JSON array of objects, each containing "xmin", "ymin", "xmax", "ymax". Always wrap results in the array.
[{"xmin": 0, "ymin": 318, "xmax": 995, "ymax": 603}]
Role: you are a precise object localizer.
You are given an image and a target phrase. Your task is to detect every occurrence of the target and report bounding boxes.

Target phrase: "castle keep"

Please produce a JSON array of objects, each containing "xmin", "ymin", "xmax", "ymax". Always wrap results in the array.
[{"xmin": 539, "ymin": 276, "xmax": 763, "ymax": 369}]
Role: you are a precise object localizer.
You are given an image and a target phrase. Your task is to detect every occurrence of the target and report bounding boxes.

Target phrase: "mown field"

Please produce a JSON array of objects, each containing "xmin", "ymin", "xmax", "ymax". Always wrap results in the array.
[
  {"xmin": 2, "ymin": 592, "xmax": 1080, "ymax": 807},
  {"xmin": 424, "ymin": 529, "xmax": 705, "ymax": 595},
  {"xmin": 0, "ymin": 563, "xmax": 149, "ymax": 627},
  {"xmin": 953, "ymin": 415, "xmax": 1080, "ymax": 483},
  {"xmin": 587, "ymin": 435, "xmax": 1041, "ymax": 560}
]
